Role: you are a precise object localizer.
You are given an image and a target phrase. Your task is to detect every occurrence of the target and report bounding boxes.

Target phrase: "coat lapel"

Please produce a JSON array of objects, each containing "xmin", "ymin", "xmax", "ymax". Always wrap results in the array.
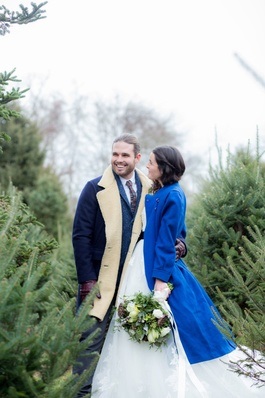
[{"xmin": 90, "ymin": 165, "xmax": 152, "ymax": 320}]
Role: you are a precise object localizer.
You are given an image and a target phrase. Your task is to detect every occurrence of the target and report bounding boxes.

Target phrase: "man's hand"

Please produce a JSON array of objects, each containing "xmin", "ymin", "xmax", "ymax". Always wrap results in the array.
[
  {"xmin": 80, "ymin": 280, "xmax": 101, "ymax": 302},
  {"xmin": 175, "ymin": 239, "xmax": 186, "ymax": 260}
]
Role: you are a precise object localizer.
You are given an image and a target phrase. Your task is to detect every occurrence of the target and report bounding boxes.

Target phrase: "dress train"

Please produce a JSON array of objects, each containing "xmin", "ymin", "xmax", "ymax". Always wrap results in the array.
[{"xmin": 91, "ymin": 240, "xmax": 263, "ymax": 397}]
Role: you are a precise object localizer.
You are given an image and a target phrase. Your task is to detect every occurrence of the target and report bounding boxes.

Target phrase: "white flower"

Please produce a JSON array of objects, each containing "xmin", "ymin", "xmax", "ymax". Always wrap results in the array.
[
  {"xmin": 160, "ymin": 327, "xmax": 171, "ymax": 337},
  {"xmin": 127, "ymin": 302, "xmax": 139, "ymax": 321},
  {"xmin": 126, "ymin": 302, "xmax": 136, "ymax": 312},
  {"xmin": 153, "ymin": 309, "xmax": 164, "ymax": 319},
  {"xmin": 147, "ymin": 329, "xmax": 160, "ymax": 343}
]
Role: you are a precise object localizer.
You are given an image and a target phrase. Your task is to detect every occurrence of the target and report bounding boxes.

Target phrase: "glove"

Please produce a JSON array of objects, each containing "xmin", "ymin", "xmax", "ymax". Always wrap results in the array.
[
  {"xmin": 80, "ymin": 280, "xmax": 101, "ymax": 302},
  {"xmin": 175, "ymin": 239, "xmax": 187, "ymax": 259}
]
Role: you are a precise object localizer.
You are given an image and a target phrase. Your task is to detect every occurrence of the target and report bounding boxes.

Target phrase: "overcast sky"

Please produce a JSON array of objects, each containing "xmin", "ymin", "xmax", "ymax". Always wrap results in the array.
[{"xmin": 2, "ymin": 0, "xmax": 265, "ymax": 165}]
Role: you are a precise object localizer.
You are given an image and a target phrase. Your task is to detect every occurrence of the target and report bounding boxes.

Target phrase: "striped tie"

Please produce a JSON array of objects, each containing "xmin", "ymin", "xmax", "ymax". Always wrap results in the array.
[{"xmin": 126, "ymin": 180, "xmax": 137, "ymax": 213}]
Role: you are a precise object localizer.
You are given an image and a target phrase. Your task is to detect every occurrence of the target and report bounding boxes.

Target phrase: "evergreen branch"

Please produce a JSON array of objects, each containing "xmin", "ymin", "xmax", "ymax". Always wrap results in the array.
[
  {"xmin": 0, "ymin": 69, "xmax": 29, "ymax": 103},
  {"xmin": 0, "ymin": 69, "xmax": 29, "ymax": 124},
  {"xmin": 0, "ymin": 69, "xmax": 29, "ymax": 150},
  {"xmin": 0, "ymin": 186, "xmax": 21, "ymax": 238},
  {"xmin": 0, "ymin": 20, "xmax": 9, "ymax": 35},
  {"xmin": 234, "ymin": 53, "xmax": 265, "ymax": 91},
  {"xmin": 0, "ymin": 86, "xmax": 29, "ymax": 104},
  {"xmin": 0, "ymin": 105, "xmax": 21, "ymax": 121},
  {"xmin": 0, "ymin": 69, "xmax": 21, "ymax": 86},
  {"xmin": 0, "ymin": 2, "xmax": 47, "ymax": 35},
  {"xmin": 229, "ymin": 345, "xmax": 265, "ymax": 385}
]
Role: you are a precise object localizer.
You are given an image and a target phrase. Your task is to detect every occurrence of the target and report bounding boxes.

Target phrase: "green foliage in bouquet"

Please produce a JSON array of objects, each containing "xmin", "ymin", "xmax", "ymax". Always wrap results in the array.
[{"xmin": 116, "ymin": 292, "xmax": 171, "ymax": 348}]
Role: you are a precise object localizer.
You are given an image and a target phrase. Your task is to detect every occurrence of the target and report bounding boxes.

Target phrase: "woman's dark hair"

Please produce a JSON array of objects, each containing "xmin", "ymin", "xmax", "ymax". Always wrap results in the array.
[{"xmin": 152, "ymin": 145, "xmax": 185, "ymax": 191}]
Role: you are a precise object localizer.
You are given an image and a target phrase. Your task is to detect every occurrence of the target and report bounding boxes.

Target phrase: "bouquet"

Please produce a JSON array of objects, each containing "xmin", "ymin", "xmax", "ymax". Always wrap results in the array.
[{"xmin": 116, "ymin": 291, "xmax": 171, "ymax": 348}]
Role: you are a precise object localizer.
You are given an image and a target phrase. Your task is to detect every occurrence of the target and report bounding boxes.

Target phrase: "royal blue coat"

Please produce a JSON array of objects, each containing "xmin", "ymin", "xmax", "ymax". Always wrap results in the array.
[{"xmin": 144, "ymin": 182, "xmax": 236, "ymax": 364}]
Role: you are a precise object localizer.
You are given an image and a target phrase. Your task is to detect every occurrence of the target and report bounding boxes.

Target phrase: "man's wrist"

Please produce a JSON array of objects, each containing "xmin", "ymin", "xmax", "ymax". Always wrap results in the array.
[{"xmin": 80, "ymin": 280, "xmax": 101, "ymax": 300}]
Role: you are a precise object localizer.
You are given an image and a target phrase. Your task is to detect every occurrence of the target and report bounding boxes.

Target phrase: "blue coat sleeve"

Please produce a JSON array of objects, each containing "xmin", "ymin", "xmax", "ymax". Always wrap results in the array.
[{"xmin": 152, "ymin": 190, "xmax": 186, "ymax": 282}]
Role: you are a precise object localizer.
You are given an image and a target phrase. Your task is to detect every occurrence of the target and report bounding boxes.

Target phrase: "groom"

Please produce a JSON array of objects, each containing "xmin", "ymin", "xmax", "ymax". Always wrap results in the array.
[{"xmin": 72, "ymin": 133, "xmax": 187, "ymax": 396}]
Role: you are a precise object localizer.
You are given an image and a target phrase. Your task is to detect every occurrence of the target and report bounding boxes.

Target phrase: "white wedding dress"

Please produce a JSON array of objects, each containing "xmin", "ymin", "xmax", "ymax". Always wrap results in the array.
[{"xmin": 91, "ymin": 240, "xmax": 263, "ymax": 397}]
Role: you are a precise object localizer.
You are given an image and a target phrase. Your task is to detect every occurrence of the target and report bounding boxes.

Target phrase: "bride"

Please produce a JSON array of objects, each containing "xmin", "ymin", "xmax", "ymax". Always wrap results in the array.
[{"xmin": 92, "ymin": 146, "xmax": 263, "ymax": 397}]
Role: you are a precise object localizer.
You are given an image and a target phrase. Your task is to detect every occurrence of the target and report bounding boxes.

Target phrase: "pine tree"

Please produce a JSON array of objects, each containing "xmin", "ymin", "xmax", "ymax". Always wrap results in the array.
[
  {"xmin": 0, "ymin": 111, "xmax": 72, "ymax": 239},
  {"xmin": 214, "ymin": 226, "xmax": 265, "ymax": 385},
  {"xmin": 25, "ymin": 169, "xmax": 72, "ymax": 239},
  {"xmin": 0, "ymin": 112, "xmax": 45, "ymax": 190},
  {"xmin": 0, "ymin": 6, "xmax": 98, "ymax": 395},
  {"xmin": 0, "ymin": 70, "xmax": 29, "ymax": 151},
  {"xmin": 186, "ymin": 139, "xmax": 265, "ymax": 384},
  {"xmin": 187, "ymin": 140, "xmax": 265, "ymax": 308},
  {"xmin": 0, "ymin": 2, "xmax": 47, "ymax": 151},
  {"xmin": 0, "ymin": 186, "xmax": 99, "ymax": 397}
]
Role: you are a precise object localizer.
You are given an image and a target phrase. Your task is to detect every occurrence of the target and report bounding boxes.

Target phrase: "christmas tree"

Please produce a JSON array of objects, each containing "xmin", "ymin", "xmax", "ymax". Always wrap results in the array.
[
  {"xmin": 0, "ymin": 186, "xmax": 99, "ymax": 397},
  {"xmin": 187, "ymin": 138, "xmax": 265, "ymax": 384}
]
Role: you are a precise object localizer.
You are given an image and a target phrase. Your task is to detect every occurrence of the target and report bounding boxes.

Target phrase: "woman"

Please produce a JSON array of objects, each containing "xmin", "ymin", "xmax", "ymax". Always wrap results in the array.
[{"xmin": 92, "ymin": 146, "xmax": 262, "ymax": 397}]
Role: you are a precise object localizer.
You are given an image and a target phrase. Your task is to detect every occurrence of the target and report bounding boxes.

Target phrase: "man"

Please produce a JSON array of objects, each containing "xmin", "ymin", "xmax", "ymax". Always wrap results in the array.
[{"xmin": 72, "ymin": 134, "xmax": 186, "ymax": 396}]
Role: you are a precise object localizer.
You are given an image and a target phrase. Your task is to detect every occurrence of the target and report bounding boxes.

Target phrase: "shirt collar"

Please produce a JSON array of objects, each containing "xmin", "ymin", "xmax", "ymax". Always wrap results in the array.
[{"xmin": 119, "ymin": 171, "xmax": 136, "ymax": 186}]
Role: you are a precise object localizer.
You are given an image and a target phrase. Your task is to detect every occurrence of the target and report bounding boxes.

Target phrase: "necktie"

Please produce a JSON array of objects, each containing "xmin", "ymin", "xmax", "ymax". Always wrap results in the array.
[{"xmin": 126, "ymin": 180, "xmax": 137, "ymax": 213}]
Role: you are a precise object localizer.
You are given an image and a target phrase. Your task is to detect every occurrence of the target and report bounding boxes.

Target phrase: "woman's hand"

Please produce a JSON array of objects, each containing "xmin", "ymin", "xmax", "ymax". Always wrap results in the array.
[{"xmin": 154, "ymin": 279, "xmax": 171, "ymax": 300}]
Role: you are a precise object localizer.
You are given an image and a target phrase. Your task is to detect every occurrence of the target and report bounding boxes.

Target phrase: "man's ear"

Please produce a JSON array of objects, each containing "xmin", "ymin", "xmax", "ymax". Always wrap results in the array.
[{"xmin": 135, "ymin": 153, "xmax": 142, "ymax": 163}]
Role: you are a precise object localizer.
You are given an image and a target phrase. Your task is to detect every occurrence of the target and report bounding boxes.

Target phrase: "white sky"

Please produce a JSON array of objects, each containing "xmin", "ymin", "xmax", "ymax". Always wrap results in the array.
[{"xmin": 2, "ymin": 0, "xmax": 265, "ymax": 165}]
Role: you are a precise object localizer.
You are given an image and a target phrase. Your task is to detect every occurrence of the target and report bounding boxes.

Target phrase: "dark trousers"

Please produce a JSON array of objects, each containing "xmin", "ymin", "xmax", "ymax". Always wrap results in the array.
[{"xmin": 73, "ymin": 302, "xmax": 114, "ymax": 397}]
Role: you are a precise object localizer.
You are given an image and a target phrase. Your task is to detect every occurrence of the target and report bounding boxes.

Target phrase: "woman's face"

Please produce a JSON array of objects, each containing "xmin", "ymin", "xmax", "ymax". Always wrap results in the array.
[{"xmin": 146, "ymin": 152, "xmax": 162, "ymax": 182}]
